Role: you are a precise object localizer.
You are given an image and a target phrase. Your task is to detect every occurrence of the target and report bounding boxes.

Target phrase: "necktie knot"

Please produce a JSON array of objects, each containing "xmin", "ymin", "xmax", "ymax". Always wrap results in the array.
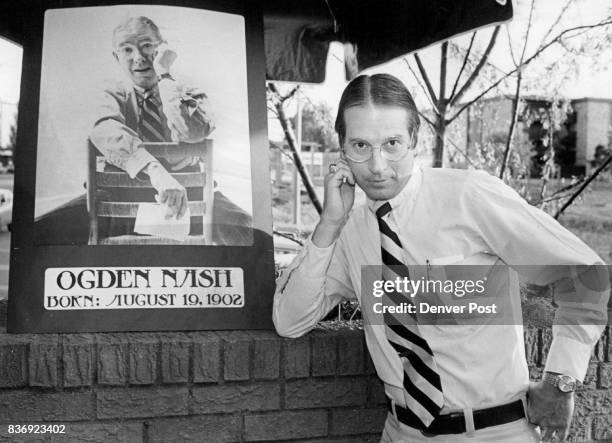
[
  {"xmin": 375, "ymin": 201, "xmax": 392, "ymax": 219},
  {"xmin": 141, "ymin": 90, "xmax": 160, "ymax": 107}
]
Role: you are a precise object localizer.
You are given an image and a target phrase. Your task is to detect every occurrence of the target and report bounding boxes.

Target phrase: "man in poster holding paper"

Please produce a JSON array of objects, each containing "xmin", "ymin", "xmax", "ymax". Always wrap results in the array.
[
  {"xmin": 91, "ymin": 15, "xmax": 252, "ymax": 243},
  {"xmin": 35, "ymin": 15, "xmax": 252, "ymax": 245},
  {"xmin": 91, "ymin": 16, "xmax": 212, "ymax": 223}
]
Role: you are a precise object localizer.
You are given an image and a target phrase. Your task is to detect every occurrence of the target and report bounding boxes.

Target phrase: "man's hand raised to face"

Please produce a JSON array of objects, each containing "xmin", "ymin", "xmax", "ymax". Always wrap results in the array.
[
  {"xmin": 145, "ymin": 161, "xmax": 188, "ymax": 219},
  {"xmin": 312, "ymin": 158, "xmax": 356, "ymax": 248},
  {"xmin": 153, "ymin": 44, "xmax": 177, "ymax": 77}
]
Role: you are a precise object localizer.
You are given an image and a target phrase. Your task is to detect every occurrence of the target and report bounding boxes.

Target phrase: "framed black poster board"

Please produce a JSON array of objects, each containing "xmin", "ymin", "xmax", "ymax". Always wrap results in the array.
[{"xmin": 7, "ymin": 0, "xmax": 275, "ymax": 333}]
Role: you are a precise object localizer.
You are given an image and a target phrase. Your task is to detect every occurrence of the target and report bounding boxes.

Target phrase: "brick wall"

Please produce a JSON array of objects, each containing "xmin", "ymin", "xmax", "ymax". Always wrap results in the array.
[{"xmin": 0, "ymin": 307, "xmax": 610, "ymax": 442}]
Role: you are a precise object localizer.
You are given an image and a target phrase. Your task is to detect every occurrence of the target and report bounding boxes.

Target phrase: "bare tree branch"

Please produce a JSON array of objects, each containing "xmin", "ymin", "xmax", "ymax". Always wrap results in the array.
[
  {"xmin": 532, "ymin": 176, "xmax": 584, "ymax": 205},
  {"xmin": 450, "ymin": 26, "xmax": 500, "ymax": 107},
  {"xmin": 273, "ymin": 229, "xmax": 304, "ymax": 246},
  {"xmin": 499, "ymin": 0, "xmax": 535, "ymax": 179},
  {"xmin": 420, "ymin": 113, "xmax": 477, "ymax": 168},
  {"xmin": 268, "ymin": 83, "xmax": 300, "ymax": 104},
  {"xmin": 505, "ymin": 25, "xmax": 518, "ymax": 67},
  {"xmin": 414, "ymin": 53, "xmax": 438, "ymax": 104},
  {"xmin": 498, "ymin": 78, "xmax": 523, "ymax": 180},
  {"xmin": 280, "ymin": 86, "xmax": 300, "ymax": 103},
  {"xmin": 416, "ymin": 109, "xmax": 435, "ymax": 128},
  {"xmin": 447, "ymin": 19, "xmax": 612, "ymax": 124},
  {"xmin": 548, "ymin": 176, "xmax": 585, "ymax": 197},
  {"xmin": 536, "ymin": 0, "xmax": 575, "ymax": 52},
  {"xmin": 554, "ymin": 154, "xmax": 612, "ymax": 219},
  {"xmin": 450, "ymin": 41, "xmax": 509, "ymax": 79},
  {"xmin": 518, "ymin": 0, "xmax": 536, "ymax": 63},
  {"xmin": 450, "ymin": 32, "xmax": 476, "ymax": 100},
  {"xmin": 404, "ymin": 58, "xmax": 439, "ymax": 112},
  {"xmin": 443, "ymin": 136, "xmax": 477, "ymax": 168},
  {"xmin": 439, "ymin": 42, "xmax": 448, "ymax": 104},
  {"xmin": 537, "ymin": 190, "xmax": 576, "ymax": 205},
  {"xmin": 268, "ymin": 82, "xmax": 323, "ymax": 214},
  {"xmin": 269, "ymin": 141, "xmax": 296, "ymax": 163}
]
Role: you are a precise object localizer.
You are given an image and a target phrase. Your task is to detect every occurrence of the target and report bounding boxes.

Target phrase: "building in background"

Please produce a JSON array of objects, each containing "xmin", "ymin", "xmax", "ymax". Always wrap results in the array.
[
  {"xmin": 572, "ymin": 98, "xmax": 612, "ymax": 171},
  {"xmin": 442, "ymin": 95, "xmax": 612, "ymax": 177}
]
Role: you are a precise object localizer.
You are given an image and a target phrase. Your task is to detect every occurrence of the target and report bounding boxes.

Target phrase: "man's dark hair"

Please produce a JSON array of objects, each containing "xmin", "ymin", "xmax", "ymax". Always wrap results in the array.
[{"xmin": 334, "ymin": 74, "xmax": 420, "ymax": 145}]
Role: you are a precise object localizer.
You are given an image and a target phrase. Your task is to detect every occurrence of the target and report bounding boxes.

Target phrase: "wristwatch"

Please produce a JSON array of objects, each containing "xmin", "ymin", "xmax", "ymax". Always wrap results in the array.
[{"xmin": 543, "ymin": 372, "xmax": 580, "ymax": 393}]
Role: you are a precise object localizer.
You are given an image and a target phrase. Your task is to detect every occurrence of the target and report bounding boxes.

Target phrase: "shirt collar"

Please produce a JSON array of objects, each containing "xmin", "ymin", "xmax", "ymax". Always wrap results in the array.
[
  {"xmin": 134, "ymin": 84, "xmax": 161, "ymax": 105},
  {"xmin": 367, "ymin": 165, "xmax": 422, "ymax": 214}
]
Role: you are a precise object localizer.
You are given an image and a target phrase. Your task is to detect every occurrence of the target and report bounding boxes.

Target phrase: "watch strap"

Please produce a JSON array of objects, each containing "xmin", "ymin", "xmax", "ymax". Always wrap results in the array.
[
  {"xmin": 543, "ymin": 373, "xmax": 579, "ymax": 392},
  {"xmin": 543, "ymin": 372, "xmax": 558, "ymax": 387}
]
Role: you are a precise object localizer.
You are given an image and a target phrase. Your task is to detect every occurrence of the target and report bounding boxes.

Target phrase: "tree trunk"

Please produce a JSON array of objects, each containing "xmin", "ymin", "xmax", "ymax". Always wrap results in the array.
[
  {"xmin": 271, "ymin": 87, "xmax": 323, "ymax": 214},
  {"xmin": 499, "ymin": 73, "xmax": 522, "ymax": 179},
  {"xmin": 432, "ymin": 43, "xmax": 448, "ymax": 168},
  {"xmin": 432, "ymin": 111, "xmax": 447, "ymax": 168}
]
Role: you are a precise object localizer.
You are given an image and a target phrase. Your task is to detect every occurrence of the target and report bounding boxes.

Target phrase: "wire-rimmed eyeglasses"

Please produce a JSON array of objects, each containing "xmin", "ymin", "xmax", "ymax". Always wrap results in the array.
[{"xmin": 342, "ymin": 136, "xmax": 413, "ymax": 163}]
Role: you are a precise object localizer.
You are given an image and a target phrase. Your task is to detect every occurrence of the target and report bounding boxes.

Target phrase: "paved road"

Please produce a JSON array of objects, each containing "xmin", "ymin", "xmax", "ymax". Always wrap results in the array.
[
  {"xmin": 0, "ymin": 174, "xmax": 13, "ymax": 300},
  {"xmin": 0, "ymin": 232, "xmax": 9, "ymax": 300}
]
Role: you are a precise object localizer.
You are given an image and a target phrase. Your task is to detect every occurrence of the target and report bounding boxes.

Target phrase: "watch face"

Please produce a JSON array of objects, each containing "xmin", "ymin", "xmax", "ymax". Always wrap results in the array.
[{"xmin": 558, "ymin": 376, "xmax": 576, "ymax": 392}]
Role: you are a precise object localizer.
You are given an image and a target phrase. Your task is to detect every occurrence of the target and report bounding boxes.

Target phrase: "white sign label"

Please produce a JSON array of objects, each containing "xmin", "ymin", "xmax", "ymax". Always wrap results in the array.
[{"xmin": 44, "ymin": 267, "xmax": 244, "ymax": 310}]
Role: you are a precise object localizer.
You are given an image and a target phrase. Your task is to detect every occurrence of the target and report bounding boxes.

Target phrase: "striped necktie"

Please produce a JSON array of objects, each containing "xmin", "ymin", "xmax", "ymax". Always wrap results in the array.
[
  {"xmin": 138, "ymin": 90, "xmax": 167, "ymax": 142},
  {"xmin": 375, "ymin": 201, "xmax": 444, "ymax": 429}
]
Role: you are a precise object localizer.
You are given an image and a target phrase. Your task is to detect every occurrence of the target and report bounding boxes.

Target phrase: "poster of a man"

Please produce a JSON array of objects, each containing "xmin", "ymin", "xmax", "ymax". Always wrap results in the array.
[{"xmin": 33, "ymin": 5, "xmax": 254, "ymax": 246}]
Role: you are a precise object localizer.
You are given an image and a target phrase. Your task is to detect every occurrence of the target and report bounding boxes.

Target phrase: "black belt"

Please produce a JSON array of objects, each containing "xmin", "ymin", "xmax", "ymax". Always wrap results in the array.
[{"xmin": 387, "ymin": 398, "xmax": 525, "ymax": 436}]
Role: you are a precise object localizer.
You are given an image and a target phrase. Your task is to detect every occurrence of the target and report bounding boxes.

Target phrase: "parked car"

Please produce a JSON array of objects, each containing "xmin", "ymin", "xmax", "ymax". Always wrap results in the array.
[{"xmin": 0, "ymin": 189, "xmax": 13, "ymax": 231}]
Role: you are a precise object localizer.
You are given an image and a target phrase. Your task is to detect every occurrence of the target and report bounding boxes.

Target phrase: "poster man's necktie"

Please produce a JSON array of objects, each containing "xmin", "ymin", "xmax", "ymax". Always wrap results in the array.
[
  {"xmin": 375, "ymin": 201, "xmax": 444, "ymax": 429},
  {"xmin": 138, "ymin": 90, "xmax": 167, "ymax": 142}
]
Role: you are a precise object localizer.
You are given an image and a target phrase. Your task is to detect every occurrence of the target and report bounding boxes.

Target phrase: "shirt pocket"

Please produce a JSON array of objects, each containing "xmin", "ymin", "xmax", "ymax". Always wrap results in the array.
[
  {"xmin": 428, "ymin": 254, "xmax": 465, "ymax": 266},
  {"xmin": 422, "ymin": 254, "xmax": 465, "ymax": 283},
  {"xmin": 423, "ymin": 254, "xmax": 465, "ymax": 283},
  {"xmin": 420, "ymin": 252, "xmax": 504, "ymax": 327}
]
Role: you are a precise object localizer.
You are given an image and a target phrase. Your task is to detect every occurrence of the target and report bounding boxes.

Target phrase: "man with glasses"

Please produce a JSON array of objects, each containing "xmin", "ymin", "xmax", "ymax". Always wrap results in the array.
[
  {"xmin": 35, "ymin": 16, "xmax": 252, "ymax": 245},
  {"xmin": 273, "ymin": 74, "xmax": 608, "ymax": 442},
  {"xmin": 91, "ymin": 16, "xmax": 214, "ymax": 221}
]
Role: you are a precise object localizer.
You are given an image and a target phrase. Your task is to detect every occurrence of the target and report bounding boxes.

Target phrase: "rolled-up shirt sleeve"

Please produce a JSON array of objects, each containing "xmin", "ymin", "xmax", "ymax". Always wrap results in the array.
[
  {"xmin": 90, "ymin": 87, "xmax": 156, "ymax": 178},
  {"xmin": 158, "ymin": 80, "xmax": 215, "ymax": 143},
  {"xmin": 273, "ymin": 236, "xmax": 356, "ymax": 338},
  {"xmin": 465, "ymin": 170, "xmax": 609, "ymax": 380},
  {"xmin": 544, "ymin": 265, "xmax": 609, "ymax": 379}
]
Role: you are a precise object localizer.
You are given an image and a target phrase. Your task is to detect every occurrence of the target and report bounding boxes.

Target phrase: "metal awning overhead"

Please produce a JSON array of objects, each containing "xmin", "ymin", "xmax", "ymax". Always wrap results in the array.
[
  {"xmin": 264, "ymin": 0, "xmax": 513, "ymax": 82},
  {"xmin": 0, "ymin": 0, "xmax": 512, "ymax": 83}
]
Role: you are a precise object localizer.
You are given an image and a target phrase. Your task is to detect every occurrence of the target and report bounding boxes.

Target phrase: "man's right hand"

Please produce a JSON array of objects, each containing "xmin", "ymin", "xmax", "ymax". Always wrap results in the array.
[
  {"xmin": 312, "ymin": 158, "xmax": 355, "ymax": 248},
  {"xmin": 154, "ymin": 45, "xmax": 177, "ymax": 77},
  {"xmin": 145, "ymin": 161, "xmax": 188, "ymax": 219}
]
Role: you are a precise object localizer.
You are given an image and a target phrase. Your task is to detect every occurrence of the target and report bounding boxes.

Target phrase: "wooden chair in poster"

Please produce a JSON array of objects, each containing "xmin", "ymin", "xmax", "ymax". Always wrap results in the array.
[{"xmin": 87, "ymin": 140, "xmax": 214, "ymax": 245}]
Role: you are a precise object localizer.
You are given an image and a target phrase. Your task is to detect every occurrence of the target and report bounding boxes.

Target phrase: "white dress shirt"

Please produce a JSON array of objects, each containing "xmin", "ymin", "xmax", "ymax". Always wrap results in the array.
[{"xmin": 273, "ymin": 166, "xmax": 609, "ymax": 413}]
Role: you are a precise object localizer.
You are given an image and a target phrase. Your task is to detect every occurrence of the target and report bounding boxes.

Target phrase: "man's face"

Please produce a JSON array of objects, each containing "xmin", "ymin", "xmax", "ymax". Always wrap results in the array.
[
  {"xmin": 341, "ymin": 105, "xmax": 415, "ymax": 201},
  {"xmin": 113, "ymin": 25, "xmax": 159, "ymax": 89}
]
